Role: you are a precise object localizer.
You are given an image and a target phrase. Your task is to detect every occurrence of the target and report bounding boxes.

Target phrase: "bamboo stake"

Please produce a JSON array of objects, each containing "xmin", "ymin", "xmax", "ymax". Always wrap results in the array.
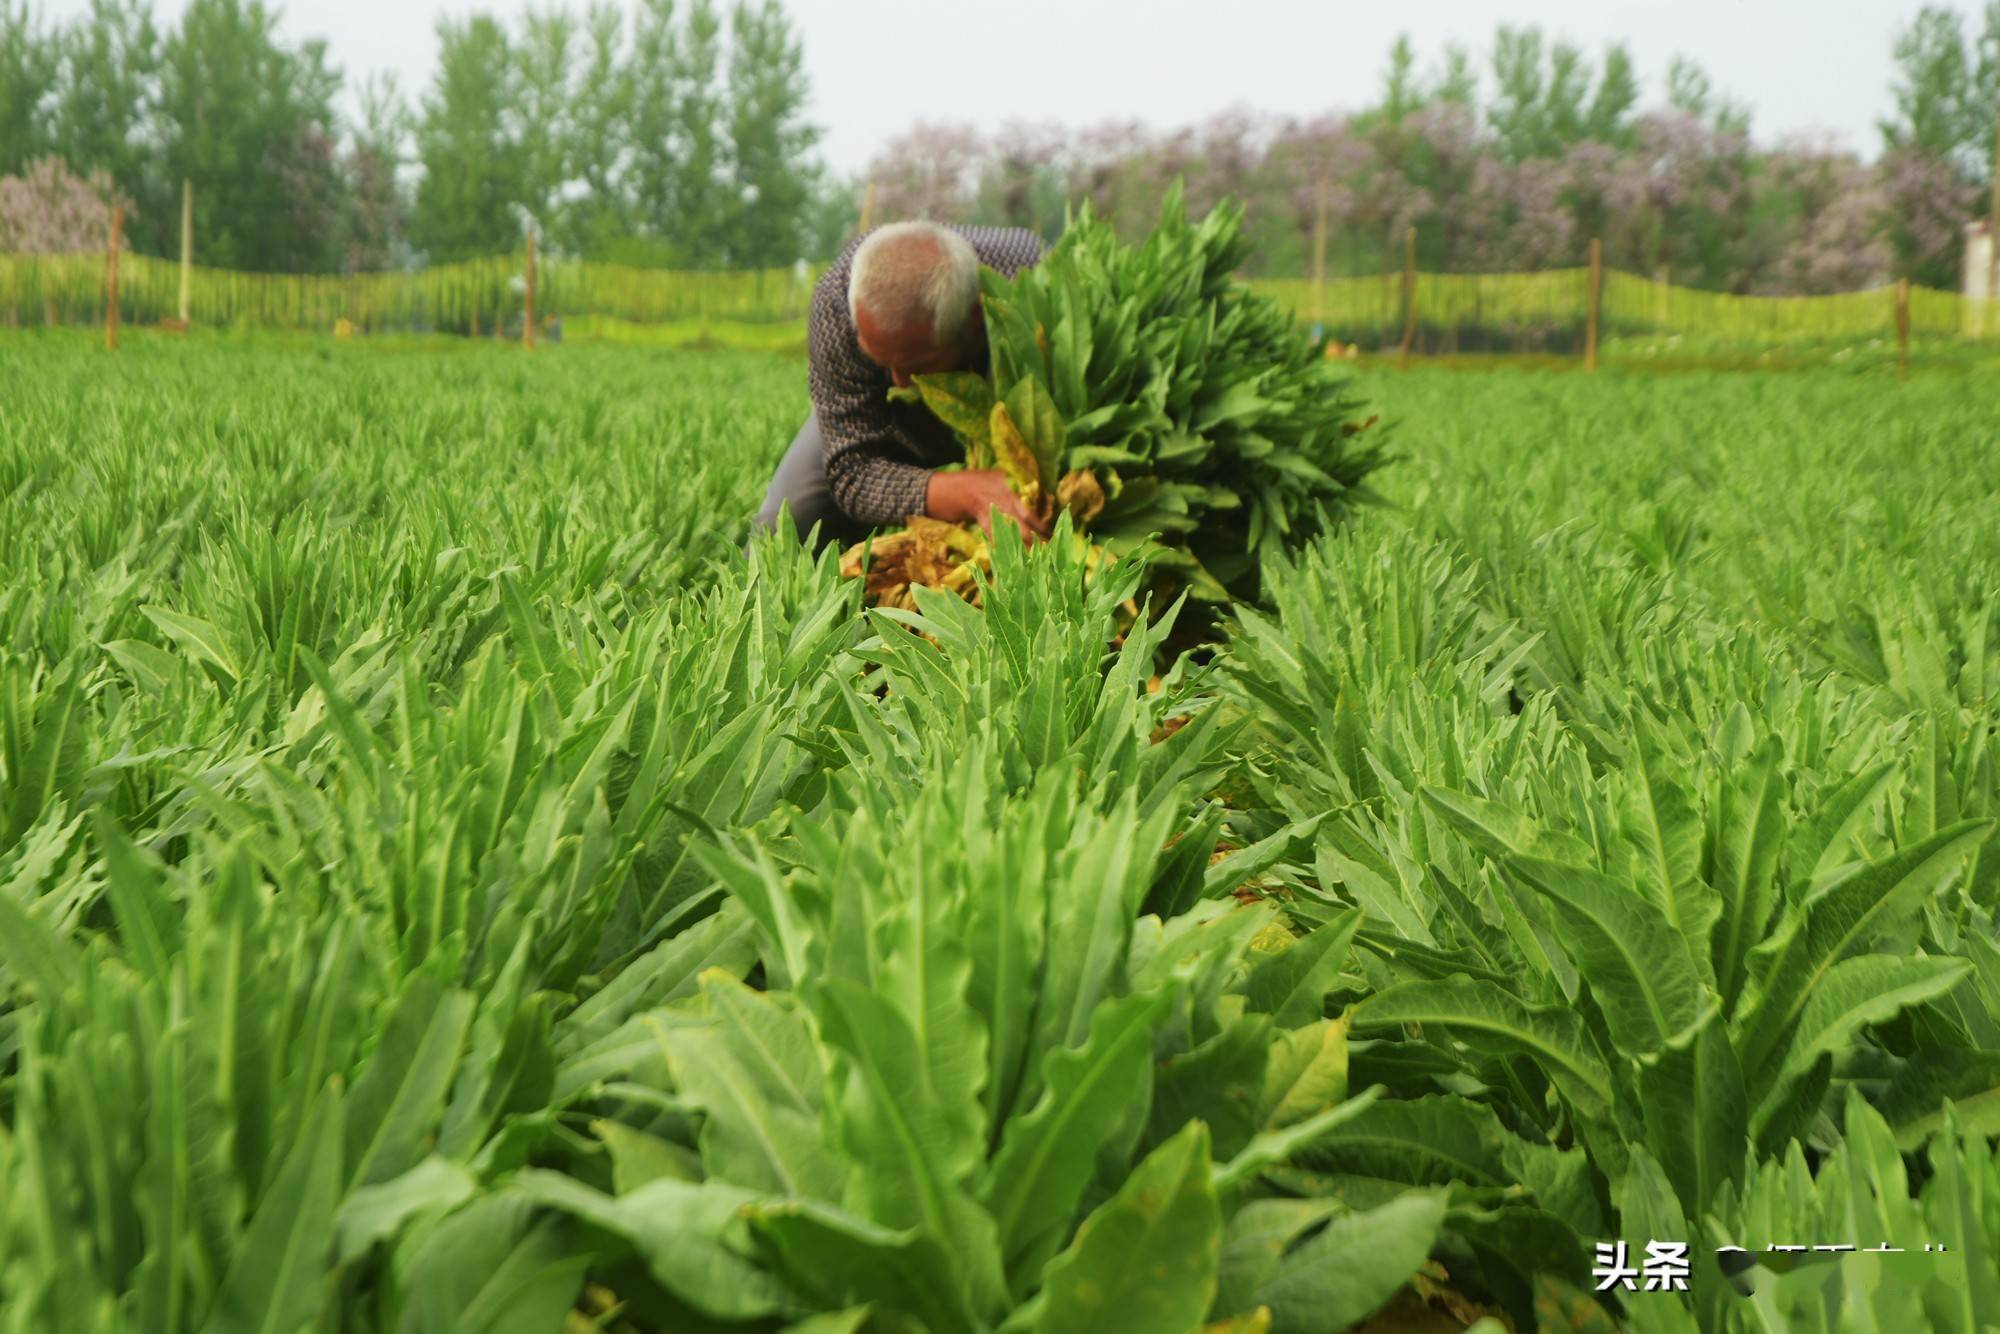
[
  {"xmin": 1989, "ymin": 103, "xmax": 1998, "ymax": 336},
  {"xmin": 1397, "ymin": 225, "xmax": 1417, "ymax": 370},
  {"xmin": 1585, "ymin": 237, "xmax": 1603, "ymax": 373},
  {"xmin": 105, "ymin": 205, "xmax": 123, "ymax": 351},
  {"xmin": 1895, "ymin": 277, "xmax": 1911, "ymax": 383},
  {"xmin": 524, "ymin": 227, "xmax": 537, "ymax": 351},
  {"xmin": 1311, "ymin": 179, "xmax": 1328, "ymax": 331},
  {"xmin": 858, "ymin": 181, "xmax": 878, "ymax": 234},
  {"xmin": 179, "ymin": 179, "xmax": 193, "ymax": 325}
]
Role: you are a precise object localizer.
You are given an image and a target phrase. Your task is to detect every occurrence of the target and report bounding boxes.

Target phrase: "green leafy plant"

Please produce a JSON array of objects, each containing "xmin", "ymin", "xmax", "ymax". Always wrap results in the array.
[
  {"xmin": 5, "ymin": 312, "xmax": 2000, "ymax": 1332},
  {"xmin": 884, "ymin": 183, "xmax": 1387, "ymax": 604},
  {"xmin": 544, "ymin": 744, "xmax": 1409, "ymax": 1332}
]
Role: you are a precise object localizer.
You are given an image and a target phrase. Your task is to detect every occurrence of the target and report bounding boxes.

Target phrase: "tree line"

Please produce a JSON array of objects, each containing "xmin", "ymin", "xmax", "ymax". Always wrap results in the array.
[
  {"xmin": 867, "ymin": 14, "xmax": 2000, "ymax": 292},
  {"xmin": 0, "ymin": 0, "xmax": 833, "ymax": 272},
  {"xmin": 2, "ymin": 3, "xmax": 1996, "ymax": 291}
]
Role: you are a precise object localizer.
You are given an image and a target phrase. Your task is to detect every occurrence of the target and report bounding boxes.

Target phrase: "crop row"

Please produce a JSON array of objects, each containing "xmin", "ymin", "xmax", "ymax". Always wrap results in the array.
[{"xmin": 0, "ymin": 337, "xmax": 1997, "ymax": 1330}]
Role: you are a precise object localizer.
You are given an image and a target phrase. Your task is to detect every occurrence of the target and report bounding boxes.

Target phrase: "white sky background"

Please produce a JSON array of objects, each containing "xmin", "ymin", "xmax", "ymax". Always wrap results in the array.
[{"xmin": 46, "ymin": 0, "xmax": 1958, "ymax": 172}]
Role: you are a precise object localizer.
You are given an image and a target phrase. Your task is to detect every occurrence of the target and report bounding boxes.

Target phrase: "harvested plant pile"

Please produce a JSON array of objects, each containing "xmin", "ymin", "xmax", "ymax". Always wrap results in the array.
[{"xmin": 843, "ymin": 185, "xmax": 1386, "ymax": 609}]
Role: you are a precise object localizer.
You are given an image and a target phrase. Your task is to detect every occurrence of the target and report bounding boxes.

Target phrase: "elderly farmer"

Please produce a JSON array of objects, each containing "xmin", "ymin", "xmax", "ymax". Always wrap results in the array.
[{"xmin": 753, "ymin": 221, "xmax": 1050, "ymax": 550}]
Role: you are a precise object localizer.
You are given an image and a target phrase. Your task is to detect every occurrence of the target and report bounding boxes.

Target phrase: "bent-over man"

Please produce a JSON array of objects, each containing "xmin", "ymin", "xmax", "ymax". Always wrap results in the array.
[{"xmin": 753, "ymin": 221, "xmax": 1052, "ymax": 550}]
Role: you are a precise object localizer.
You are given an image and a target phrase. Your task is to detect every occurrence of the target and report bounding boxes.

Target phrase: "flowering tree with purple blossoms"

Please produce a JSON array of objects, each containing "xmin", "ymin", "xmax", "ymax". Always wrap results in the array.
[
  {"xmin": 853, "ymin": 19, "xmax": 1959, "ymax": 300},
  {"xmin": 971, "ymin": 121, "xmax": 1068, "ymax": 239},
  {"xmin": 864, "ymin": 121, "xmax": 985, "ymax": 225},
  {"xmin": 1878, "ymin": 146, "xmax": 1982, "ymax": 288},
  {"xmin": 0, "ymin": 157, "xmax": 128, "ymax": 254},
  {"xmin": 1750, "ymin": 137, "xmax": 1894, "ymax": 294}
]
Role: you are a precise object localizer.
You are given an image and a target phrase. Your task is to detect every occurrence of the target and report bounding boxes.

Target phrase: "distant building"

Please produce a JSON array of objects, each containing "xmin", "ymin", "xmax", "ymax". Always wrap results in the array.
[{"xmin": 1967, "ymin": 220, "xmax": 1996, "ymax": 337}]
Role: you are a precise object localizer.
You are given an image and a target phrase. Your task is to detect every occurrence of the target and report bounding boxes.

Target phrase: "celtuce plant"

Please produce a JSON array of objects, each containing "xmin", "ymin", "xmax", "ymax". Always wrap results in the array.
[
  {"xmin": 530, "ymin": 747, "xmax": 1401, "ymax": 1331},
  {"xmin": 2, "ymin": 313, "xmax": 1999, "ymax": 1331},
  {"xmin": 846, "ymin": 184, "xmax": 1386, "ymax": 611}
]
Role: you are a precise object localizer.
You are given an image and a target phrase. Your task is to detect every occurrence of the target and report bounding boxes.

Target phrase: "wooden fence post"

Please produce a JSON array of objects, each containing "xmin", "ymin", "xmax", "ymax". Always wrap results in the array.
[
  {"xmin": 1397, "ymin": 225, "xmax": 1417, "ymax": 370},
  {"xmin": 1895, "ymin": 278, "xmax": 1911, "ymax": 382},
  {"xmin": 1991, "ymin": 101, "xmax": 1999, "ymax": 239},
  {"xmin": 524, "ymin": 228, "xmax": 537, "ymax": 351},
  {"xmin": 1990, "ymin": 103, "xmax": 1999, "ymax": 335},
  {"xmin": 105, "ymin": 205, "xmax": 123, "ymax": 351},
  {"xmin": 1585, "ymin": 237, "xmax": 1603, "ymax": 372},
  {"xmin": 179, "ymin": 179, "xmax": 193, "ymax": 325},
  {"xmin": 1311, "ymin": 179, "xmax": 1328, "ymax": 332}
]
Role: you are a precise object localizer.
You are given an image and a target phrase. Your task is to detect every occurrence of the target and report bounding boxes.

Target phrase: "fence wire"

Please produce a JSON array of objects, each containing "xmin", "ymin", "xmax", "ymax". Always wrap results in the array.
[{"xmin": 3, "ymin": 250, "xmax": 1992, "ymax": 350}]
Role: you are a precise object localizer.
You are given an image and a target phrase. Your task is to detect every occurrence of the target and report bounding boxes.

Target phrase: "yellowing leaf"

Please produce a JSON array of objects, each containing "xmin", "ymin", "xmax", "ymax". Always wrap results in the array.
[
  {"xmin": 908, "ymin": 371, "xmax": 997, "ymax": 467},
  {"xmin": 990, "ymin": 400, "xmax": 1044, "ymax": 506},
  {"xmin": 1020, "ymin": 1121, "xmax": 1221, "ymax": 1334},
  {"xmin": 1057, "ymin": 469, "xmax": 1106, "ymax": 526},
  {"xmin": 840, "ymin": 519, "xmax": 991, "ymax": 608},
  {"xmin": 1003, "ymin": 375, "xmax": 1065, "ymax": 493},
  {"xmin": 1259, "ymin": 1019, "xmax": 1348, "ymax": 1129}
]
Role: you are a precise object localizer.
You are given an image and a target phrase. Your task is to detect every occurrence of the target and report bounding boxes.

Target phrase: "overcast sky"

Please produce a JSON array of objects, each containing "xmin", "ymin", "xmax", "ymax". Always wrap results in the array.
[{"xmin": 48, "ymin": 0, "xmax": 1964, "ymax": 172}]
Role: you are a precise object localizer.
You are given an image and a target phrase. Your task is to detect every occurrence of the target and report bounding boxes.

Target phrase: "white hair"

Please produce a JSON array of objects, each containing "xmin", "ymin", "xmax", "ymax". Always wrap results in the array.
[{"xmin": 847, "ymin": 221, "xmax": 981, "ymax": 345}]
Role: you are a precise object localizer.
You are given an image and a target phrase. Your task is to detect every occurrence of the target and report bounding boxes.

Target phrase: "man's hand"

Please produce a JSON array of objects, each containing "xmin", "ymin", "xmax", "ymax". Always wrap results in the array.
[{"xmin": 925, "ymin": 469, "xmax": 1051, "ymax": 543}]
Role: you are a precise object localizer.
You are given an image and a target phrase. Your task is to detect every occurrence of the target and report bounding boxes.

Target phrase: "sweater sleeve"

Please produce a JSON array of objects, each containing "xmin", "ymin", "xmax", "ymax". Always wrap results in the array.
[
  {"xmin": 806, "ymin": 254, "xmax": 934, "ymax": 526},
  {"xmin": 807, "ymin": 224, "xmax": 1048, "ymax": 527}
]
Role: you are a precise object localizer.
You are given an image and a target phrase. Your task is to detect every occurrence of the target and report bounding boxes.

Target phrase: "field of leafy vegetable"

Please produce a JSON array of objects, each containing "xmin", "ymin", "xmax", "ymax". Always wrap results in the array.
[{"xmin": 1, "ymin": 331, "xmax": 1998, "ymax": 1333}]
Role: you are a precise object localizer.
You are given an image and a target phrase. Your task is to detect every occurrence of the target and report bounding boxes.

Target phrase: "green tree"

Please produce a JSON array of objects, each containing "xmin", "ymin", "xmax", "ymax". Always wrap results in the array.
[
  {"xmin": 1540, "ymin": 38, "xmax": 1591, "ymax": 147},
  {"xmin": 1982, "ymin": 2, "xmax": 2000, "ymax": 98},
  {"xmin": 278, "ymin": 39, "xmax": 347, "ymax": 270},
  {"xmin": 725, "ymin": 0, "xmax": 818, "ymax": 266},
  {"xmin": 1877, "ymin": 3, "xmax": 1999, "ymax": 269},
  {"xmin": 678, "ymin": 0, "xmax": 729, "ymax": 263},
  {"xmin": 1486, "ymin": 28, "xmax": 1640, "ymax": 159},
  {"xmin": 559, "ymin": 2, "xmax": 632, "ymax": 254},
  {"xmin": 50, "ymin": 0, "xmax": 161, "ymax": 235},
  {"xmin": 1881, "ymin": 1, "xmax": 1999, "ymax": 202},
  {"xmin": 1881, "ymin": 6, "xmax": 1976, "ymax": 164},
  {"xmin": 1980, "ymin": 2, "xmax": 2000, "ymax": 216},
  {"xmin": 1378, "ymin": 35, "xmax": 1422, "ymax": 124},
  {"xmin": 157, "ymin": 0, "xmax": 344, "ymax": 271},
  {"xmin": 341, "ymin": 71, "xmax": 407, "ymax": 270},
  {"xmin": 1433, "ymin": 44, "xmax": 1478, "ymax": 108},
  {"xmin": 411, "ymin": 15, "xmax": 524, "ymax": 263},
  {"xmin": 0, "ymin": 0, "xmax": 60, "ymax": 174},
  {"xmin": 620, "ymin": 0, "xmax": 678, "ymax": 263},
  {"xmin": 1488, "ymin": 26, "xmax": 1548, "ymax": 158},
  {"xmin": 802, "ymin": 171, "xmax": 858, "ymax": 259},
  {"xmin": 971, "ymin": 124, "xmax": 1066, "ymax": 240},
  {"xmin": 1585, "ymin": 44, "xmax": 1639, "ymax": 147},
  {"xmin": 515, "ymin": 6, "xmax": 576, "ymax": 235},
  {"xmin": 1667, "ymin": 55, "xmax": 1751, "ymax": 136},
  {"xmin": 627, "ymin": 0, "xmax": 730, "ymax": 265}
]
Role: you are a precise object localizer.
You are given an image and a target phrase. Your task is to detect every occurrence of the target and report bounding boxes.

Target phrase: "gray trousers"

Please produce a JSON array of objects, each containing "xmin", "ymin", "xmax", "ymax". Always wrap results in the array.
[{"xmin": 752, "ymin": 413, "xmax": 872, "ymax": 553}]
